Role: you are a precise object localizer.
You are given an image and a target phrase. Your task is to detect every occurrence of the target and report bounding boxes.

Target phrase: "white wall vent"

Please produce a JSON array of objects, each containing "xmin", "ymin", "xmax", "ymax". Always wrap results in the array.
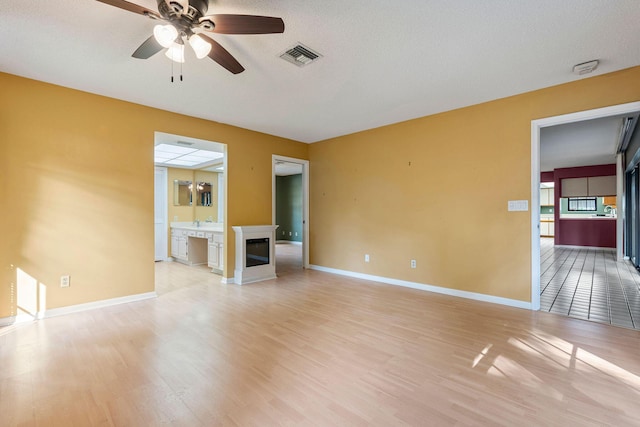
[{"xmin": 280, "ymin": 44, "xmax": 321, "ymax": 67}]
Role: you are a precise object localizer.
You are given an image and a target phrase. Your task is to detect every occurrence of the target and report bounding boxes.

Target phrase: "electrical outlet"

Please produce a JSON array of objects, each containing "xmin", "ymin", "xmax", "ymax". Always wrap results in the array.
[
  {"xmin": 295, "ymin": 232, "xmax": 298, "ymax": 237},
  {"xmin": 365, "ymin": 254, "xmax": 370, "ymax": 263},
  {"xmin": 411, "ymin": 260, "xmax": 417, "ymax": 269},
  {"xmin": 60, "ymin": 275, "xmax": 70, "ymax": 288},
  {"xmin": 289, "ymin": 232, "xmax": 292, "ymax": 236}
]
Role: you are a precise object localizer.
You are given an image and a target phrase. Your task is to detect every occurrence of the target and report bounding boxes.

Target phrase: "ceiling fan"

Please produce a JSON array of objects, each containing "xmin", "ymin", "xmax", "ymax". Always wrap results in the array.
[{"xmin": 96, "ymin": 0, "xmax": 285, "ymax": 74}]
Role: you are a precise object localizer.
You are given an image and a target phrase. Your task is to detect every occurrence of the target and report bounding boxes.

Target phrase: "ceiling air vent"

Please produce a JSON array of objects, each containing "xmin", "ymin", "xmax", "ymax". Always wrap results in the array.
[
  {"xmin": 280, "ymin": 44, "xmax": 321, "ymax": 67},
  {"xmin": 176, "ymin": 141, "xmax": 195, "ymax": 146}
]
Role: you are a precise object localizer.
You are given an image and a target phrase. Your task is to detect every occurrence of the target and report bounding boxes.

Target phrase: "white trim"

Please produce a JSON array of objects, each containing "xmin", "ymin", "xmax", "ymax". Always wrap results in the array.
[
  {"xmin": 309, "ymin": 265, "xmax": 532, "ymax": 310},
  {"xmin": 221, "ymin": 277, "xmax": 235, "ymax": 284},
  {"xmin": 616, "ymin": 153, "xmax": 624, "ymax": 261},
  {"xmin": 0, "ymin": 292, "xmax": 157, "ymax": 326},
  {"xmin": 531, "ymin": 101, "xmax": 640, "ymax": 311},
  {"xmin": 154, "ymin": 166, "xmax": 168, "ymax": 262},
  {"xmin": 272, "ymin": 155, "xmax": 310, "ymax": 269}
]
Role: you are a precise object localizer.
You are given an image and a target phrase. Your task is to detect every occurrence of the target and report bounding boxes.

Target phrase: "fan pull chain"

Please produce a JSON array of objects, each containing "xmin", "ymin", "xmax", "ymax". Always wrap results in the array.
[
  {"xmin": 180, "ymin": 60, "xmax": 183, "ymax": 82},
  {"xmin": 170, "ymin": 57, "xmax": 174, "ymax": 83}
]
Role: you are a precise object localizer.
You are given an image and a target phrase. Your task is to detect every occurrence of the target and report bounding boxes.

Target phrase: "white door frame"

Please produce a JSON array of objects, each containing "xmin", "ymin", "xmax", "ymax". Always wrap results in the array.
[
  {"xmin": 154, "ymin": 166, "xmax": 168, "ymax": 262},
  {"xmin": 530, "ymin": 101, "xmax": 640, "ymax": 310},
  {"xmin": 272, "ymin": 155, "xmax": 310, "ymax": 268}
]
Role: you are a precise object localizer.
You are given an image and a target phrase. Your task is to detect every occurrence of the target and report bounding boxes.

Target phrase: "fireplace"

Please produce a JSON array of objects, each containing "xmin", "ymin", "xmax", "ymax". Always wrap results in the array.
[
  {"xmin": 246, "ymin": 238, "xmax": 269, "ymax": 267},
  {"xmin": 232, "ymin": 225, "xmax": 279, "ymax": 284}
]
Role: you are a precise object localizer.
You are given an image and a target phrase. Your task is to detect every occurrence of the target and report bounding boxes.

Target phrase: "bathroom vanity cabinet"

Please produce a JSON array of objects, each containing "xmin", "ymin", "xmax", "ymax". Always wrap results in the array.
[{"xmin": 170, "ymin": 223, "xmax": 224, "ymax": 274}]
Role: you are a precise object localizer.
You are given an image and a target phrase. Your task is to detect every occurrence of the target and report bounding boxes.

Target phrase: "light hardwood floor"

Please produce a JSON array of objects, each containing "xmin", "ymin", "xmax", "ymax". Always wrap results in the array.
[{"xmin": 2, "ymin": 254, "xmax": 640, "ymax": 426}]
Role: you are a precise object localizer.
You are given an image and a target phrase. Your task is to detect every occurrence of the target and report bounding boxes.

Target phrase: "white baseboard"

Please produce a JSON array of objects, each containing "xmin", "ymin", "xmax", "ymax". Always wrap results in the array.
[
  {"xmin": 308, "ymin": 265, "xmax": 532, "ymax": 310},
  {"xmin": 0, "ymin": 291, "xmax": 157, "ymax": 327},
  {"xmin": 221, "ymin": 277, "xmax": 235, "ymax": 284}
]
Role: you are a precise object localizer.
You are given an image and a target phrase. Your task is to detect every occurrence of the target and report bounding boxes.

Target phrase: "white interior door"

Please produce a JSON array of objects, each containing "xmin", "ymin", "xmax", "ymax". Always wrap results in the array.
[{"xmin": 154, "ymin": 167, "xmax": 168, "ymax": 261}]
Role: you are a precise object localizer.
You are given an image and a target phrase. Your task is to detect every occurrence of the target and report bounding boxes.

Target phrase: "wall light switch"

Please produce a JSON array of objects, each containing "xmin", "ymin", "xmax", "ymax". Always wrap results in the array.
[
  {"xmin": 365, "ymin": 254, "xmax": 370, "ymax": 263},
  {"xmin": 508, "ymin": 200, "xmax": 528, "ymax": 212}
]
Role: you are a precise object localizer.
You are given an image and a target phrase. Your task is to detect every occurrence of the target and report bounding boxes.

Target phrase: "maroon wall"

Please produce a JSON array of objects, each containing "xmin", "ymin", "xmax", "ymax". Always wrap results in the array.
[
  {"xmin": 554, "ymin": 164, "xmax": 616, "ymax": 248},
  {"xmin": 541, "ymin": 171, "xmax": 554, "ymax": 182}
]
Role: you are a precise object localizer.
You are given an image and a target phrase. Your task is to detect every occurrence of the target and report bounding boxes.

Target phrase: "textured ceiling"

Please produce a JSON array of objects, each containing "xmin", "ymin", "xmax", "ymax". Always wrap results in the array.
[{"xmin": 1, "ymin": 1, "xmax": 640, "ymax": 143}]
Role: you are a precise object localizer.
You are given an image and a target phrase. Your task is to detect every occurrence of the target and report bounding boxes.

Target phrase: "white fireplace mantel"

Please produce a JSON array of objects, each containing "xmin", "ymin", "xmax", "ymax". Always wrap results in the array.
[{"xmin": 232, "ymin": 225, "xmax": 279, "ymax": 285}]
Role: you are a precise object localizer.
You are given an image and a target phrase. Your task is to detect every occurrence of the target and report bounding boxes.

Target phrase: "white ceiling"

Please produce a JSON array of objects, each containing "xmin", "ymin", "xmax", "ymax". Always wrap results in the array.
[{"xmin": 1, "ymin": 1, "xmax": 640, "ymax": 144}]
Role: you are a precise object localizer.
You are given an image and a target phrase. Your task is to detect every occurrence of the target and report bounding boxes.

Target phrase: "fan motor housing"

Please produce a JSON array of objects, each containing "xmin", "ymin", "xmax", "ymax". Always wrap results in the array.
[{"xmin": 158, "ymin": 0, "xmax": 208, "ymax": 26}]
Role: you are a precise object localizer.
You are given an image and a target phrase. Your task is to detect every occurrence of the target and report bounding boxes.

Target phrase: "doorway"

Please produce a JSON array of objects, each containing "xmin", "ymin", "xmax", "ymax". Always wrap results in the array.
[
  {"xmin": 153, "ymin": 132, "xmax": 227, "ymax": 294},
  {"xmin": 531, "ymin": 101, "xmax": 640, "ymax": 310},
  {"xmin": 272, "ymin": 155, "xmax": 310, "ymax": 274}
]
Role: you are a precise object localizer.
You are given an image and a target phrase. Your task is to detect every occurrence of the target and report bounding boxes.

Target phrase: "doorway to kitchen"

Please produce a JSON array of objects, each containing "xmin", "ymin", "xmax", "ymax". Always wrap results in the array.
[
  {"xmin": 272, "ymin": 155, "xmax": 309, "ymax": 275},
  {"xmin": 531, "ymin": 102, "xmax": 640, "ymax": 326}
]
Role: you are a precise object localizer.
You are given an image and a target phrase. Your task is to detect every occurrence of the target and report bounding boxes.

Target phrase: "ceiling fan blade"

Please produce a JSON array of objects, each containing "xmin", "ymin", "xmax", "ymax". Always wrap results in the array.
[
  {"xmin": 199, "ymin": 34, "xmax": 245, "ymax": 74},
  {"xmin": 132, "ymin": 35, "xmax": 163, "ymax": 59},
  {"xmin": 209, "ymin": 15, "xmax": 285, "ymax": 34},
  {"xmin": 95, "ymin": 0, "xmax": 161, "ymax": 19}
]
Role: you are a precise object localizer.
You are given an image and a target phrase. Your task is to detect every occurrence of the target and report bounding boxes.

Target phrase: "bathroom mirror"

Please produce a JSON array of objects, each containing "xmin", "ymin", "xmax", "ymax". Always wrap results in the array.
[
  {"xmin": 173, "ymin": 180, "xmax": 192, "ymax": 206},
  {"xmin": 194, "ymin": 170, "xmax": 218, "ymax": 221},
  {"xmin": 196, "ymin": 182, "xmax": 213, "ymax": 207}
]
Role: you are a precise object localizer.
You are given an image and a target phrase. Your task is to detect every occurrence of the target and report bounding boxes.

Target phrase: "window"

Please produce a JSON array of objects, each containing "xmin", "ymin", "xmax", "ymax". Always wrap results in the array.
[{"xmin": 568, "ymin": 197, "xmax": 597, "ymax": 211}]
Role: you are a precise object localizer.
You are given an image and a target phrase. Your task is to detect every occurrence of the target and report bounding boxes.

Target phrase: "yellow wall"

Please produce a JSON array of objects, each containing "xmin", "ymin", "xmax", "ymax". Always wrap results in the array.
[
  {"xmin": 0, "ymin": 72, "xmax": 307, "ymax": 318},
  {"xmin": 309, "ymin": 66, "xmax": 640, "ymax": 303}
]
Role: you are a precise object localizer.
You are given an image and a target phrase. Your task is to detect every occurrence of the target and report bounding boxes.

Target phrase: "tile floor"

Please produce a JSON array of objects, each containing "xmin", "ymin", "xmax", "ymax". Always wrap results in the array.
[{"xmin": 540, "ymin": 237, "xmax": 640, "ymax": 330}]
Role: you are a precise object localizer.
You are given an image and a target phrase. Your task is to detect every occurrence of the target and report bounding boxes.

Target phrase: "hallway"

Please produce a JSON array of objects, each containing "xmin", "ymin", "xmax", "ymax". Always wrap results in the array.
[{"xmin": 540, "ymin": 237, "xmax": 640, "ymax": 330}]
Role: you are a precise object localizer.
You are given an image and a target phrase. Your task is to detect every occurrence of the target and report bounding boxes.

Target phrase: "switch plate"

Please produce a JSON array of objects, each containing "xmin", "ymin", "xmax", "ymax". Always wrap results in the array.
[
  {"xmin": 411, "ymin": 259, "xmax": 417, "ymax": 269},
  {"xmin": 60, "ymin": 275, "xmax": 70, "ymax": 288},
  {"xmin": 508, "ymin": 200, "xmax": 528, "ymax": 211},
  {"xmin": 365, "ymin": 254, "xmax": 370, "ymax": 263}
]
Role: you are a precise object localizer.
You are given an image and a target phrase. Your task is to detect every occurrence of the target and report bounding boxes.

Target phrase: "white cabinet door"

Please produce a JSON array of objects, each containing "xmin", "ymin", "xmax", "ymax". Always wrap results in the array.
[
  {"xmin": 209, "ymin": 243, "xmax": 219, "ymax": 269},
  {"xmin": 178, "ymin": 238, "xmax": 188, "ymax": 259},
  {"xmin": 548, "ymin": 222, "xmax": 555, "ymax": 236},
  {"xmin": 540, "ymin": 222, "xmax": 549, "ymax": 236},
  {"xmin": 171, "ymin": 234, "xmax": 179, "ymax": 258}
]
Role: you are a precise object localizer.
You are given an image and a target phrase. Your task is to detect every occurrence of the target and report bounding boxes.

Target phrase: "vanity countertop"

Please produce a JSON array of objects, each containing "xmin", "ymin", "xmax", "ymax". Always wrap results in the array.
[{"xmin": 171, "ymin": 222, "xmax": 224, "ymax": 232}]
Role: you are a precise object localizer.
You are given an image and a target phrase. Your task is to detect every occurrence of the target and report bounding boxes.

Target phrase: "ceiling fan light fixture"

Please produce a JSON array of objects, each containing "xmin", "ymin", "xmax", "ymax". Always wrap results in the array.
[
  {"xmin": 165, "ymin": 42, "xmax": 185, "ymax": 63},
  {"xmin": 189, "ymin": 34, "xmax": 212, "ymax": 59},
  {"xmin": 153, "ymin": 24, "xmax": 179, "ymax": 48}
]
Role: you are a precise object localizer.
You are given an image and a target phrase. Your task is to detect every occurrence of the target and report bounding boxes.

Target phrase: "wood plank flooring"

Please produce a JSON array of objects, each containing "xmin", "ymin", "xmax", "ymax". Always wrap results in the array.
[
  {"xmin": 540, "ymin": 238, "xmax": 640, "ymax": 330},
  {"xmin": 2, "ymin": 247, "xmax": 640, "ymax": 426}
]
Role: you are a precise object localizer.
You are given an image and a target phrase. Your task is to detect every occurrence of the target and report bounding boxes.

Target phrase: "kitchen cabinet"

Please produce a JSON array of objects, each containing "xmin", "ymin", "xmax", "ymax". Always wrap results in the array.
[
  {"xmin": 540, "ymin": 188, "xmax": 555, "ymax": 206},
  {"xmin": 561, "ymin": 176, "xmax": 616, "ymax": 197},
  {"xmin": 540, "ymin": 221, "xmax": 555, "ymax": 237},
  {"xmin": 587, "ymin": 176, "xmax": 616, "ymax": 196}
]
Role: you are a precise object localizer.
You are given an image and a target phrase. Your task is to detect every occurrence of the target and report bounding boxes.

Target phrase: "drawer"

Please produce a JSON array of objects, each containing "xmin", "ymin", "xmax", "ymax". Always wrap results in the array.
[
  {"xmin": 213, "ymin": 233, "xmax": 223, "ymax": 243},
  {"xmin": 187, "ymin": 230, "xmax": 196, "ymax": 237},
  {"xmin": 196, "ymin": 231, "xmax": 205, "ymax": 238}
]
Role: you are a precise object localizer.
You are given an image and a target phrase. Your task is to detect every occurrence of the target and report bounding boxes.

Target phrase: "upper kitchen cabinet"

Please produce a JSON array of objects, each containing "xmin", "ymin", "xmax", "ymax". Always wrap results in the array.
[
  {"xmin": 561, "ymin": 176, "xmax": 616, "ymax": 197},
  {"xmin": 540, "ymin": 187, "xmax": 555, "ymax": 206}
]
